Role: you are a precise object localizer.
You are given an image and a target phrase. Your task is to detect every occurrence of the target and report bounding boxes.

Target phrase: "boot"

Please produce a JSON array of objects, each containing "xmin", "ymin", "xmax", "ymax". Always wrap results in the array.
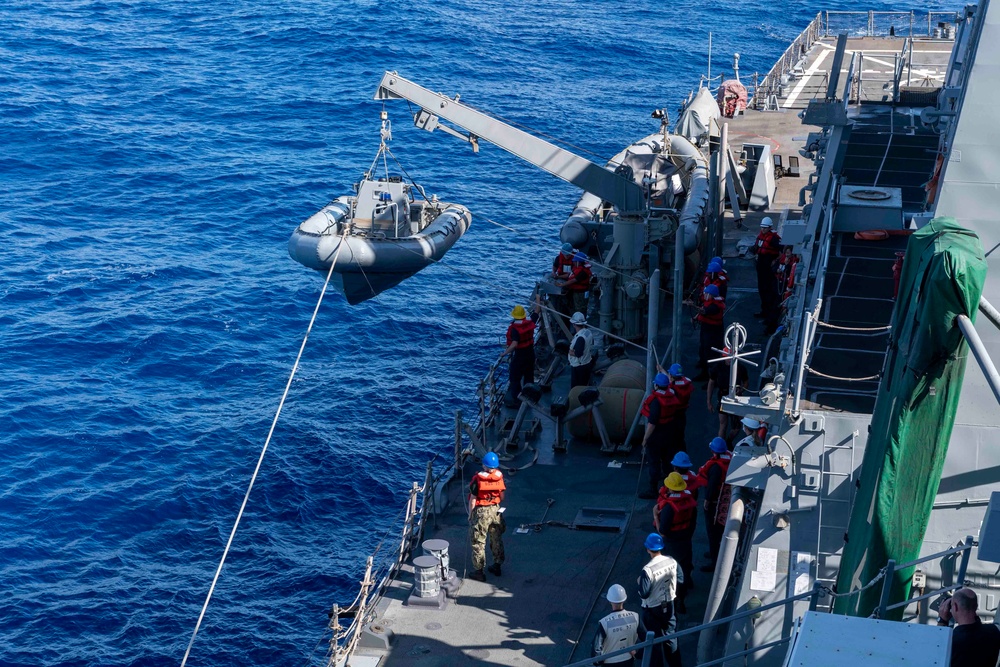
[
  {"xmin": 470, "ymin": 569, "xmax": 486, "ymax": 582},
  {"xmin": 488, "ymin": 563, "xmax": 502, "ymax": 576}
]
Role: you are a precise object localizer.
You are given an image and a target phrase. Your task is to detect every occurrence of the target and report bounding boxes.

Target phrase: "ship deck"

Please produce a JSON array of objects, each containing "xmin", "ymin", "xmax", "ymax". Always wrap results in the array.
[{"xmin": 351, "ymin": 29, "xmax": 957, "ymax": 667}]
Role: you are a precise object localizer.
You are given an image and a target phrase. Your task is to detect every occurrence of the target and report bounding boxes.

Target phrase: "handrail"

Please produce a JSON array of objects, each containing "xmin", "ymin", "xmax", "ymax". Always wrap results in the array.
[
  {"xmin": 874, "ymin": 535, "xmax": 975, "ymax": 619},
  {"xmin": 752, "ymin": 13, "xmax": 823, "ymax": 110}
]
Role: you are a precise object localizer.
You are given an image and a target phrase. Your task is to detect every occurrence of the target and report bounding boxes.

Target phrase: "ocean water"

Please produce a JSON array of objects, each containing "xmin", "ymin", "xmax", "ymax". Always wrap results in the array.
[{"xmin": 0, "ymin": 1, "xmax": 956, "ymax": 664}]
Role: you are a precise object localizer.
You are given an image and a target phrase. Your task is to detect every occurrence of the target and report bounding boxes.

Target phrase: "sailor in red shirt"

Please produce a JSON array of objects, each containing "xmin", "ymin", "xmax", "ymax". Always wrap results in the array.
[
  {"xmin": 638, "ymin": 373, "xmax": 681, "ymax": 499},
  {"xmin": 703, "ymin": 260, "xmax": 728, "ymax": 299},
  {"xmin": 666, "ymin": 363, "xmax": 693, "ymax": 449},
  {"xmin": 558, "ymin": 251, "xmax": 592, "ymax": 317},
  {"xmin": 656, "ymin": 472, "xmax": 697, "ymax": 613},
  {"xmin": 751, "ymin": 217, "xmax": 782, "ymax": 328},
  {"xmin": 504, "ymin": 298, "xmax": 541, "ymax": 406},
  {"xmin": 551, "ymin": 243, "xmax": 576, "ymax": 317},
  {"xmin": 693, "ymin": 284, "xmax": 726, "ymax": 378},
  {"xmin": 697, "ymin": 437, "xmax": 733, "ymax": 571}
]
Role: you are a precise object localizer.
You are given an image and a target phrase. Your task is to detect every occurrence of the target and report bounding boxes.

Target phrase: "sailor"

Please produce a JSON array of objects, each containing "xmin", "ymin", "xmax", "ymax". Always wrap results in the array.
[
  {"xmin": 468, "ymin": 451, "xmax": 506, "ymax": 582},
  {"xmin": 937, "ymin": 587, "xmax": 1000, "ymax": 666},
  {"xmin": 705, "ymin": 347, "xmax": 749, "ymax": 440},
  {"xmin": 504, "ymin": 298, "xmax": 541, "ymax": 406},
  {"xmin": 697, "ymin": 437, "xmax": 733, "ymax": 572},
  {"xmin": 750, "ymin": 217, "xmax": 781, "ymax": 326},
  {"xmin": 703, "ymin": 260, "xmax": 728, "ymax": 299},
  {"xmin": 669, "ymin": 450, "xmax": 703, "ymax": 499},
  {"xmin": 773, "ymin": 246, "xmax": 796, "ymax": 302},
  {"xmin": 656, "ymin": 473, "xmax": 697, "ymax": 614},
  {"xmin": 592, "ymin": 584, "xmax": 640, "ymax": 665},
  {"xmin": 637, "ymin": 533, "xmax": 683, "ymax": 667},
  {"xmin": 736, "ymin": 417, "xmax": 764, "ymax": 448},
  {"xmin": 551, "ymin": 243, "xmax": 577, "ymax": 316},
  {"xmin": 693, "ymin": 284, "xmax": 726, "ymax": 379},
  {"xmin": 568, "ymin": 311, "xmax": 595, "ymax": 388},
  {"xmin": 666, "ymin": 363, "xmax": 693, "ymax": 449},
  {"xmin": 559, "ymin": 251, "xmax": 593, "ymax": 317},
  {"xmin": 552, "ymin": 242, "xmax": 576, "ymax": 279},
  {"xmin": 638, "ymin": 373, "xmax": 681, "ymax": 499}
]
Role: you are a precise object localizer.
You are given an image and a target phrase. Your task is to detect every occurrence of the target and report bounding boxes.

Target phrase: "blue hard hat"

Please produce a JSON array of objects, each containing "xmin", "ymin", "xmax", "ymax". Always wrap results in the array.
[
  {"xmin": 707, "ymin": 261, "xmax": 722, "ymax": 273},
  {"xmin": 711, "ymin": 256, "xmax": 723, "ymax": 265},
  {"xmin": 573, "ymin": 251, "xmax": 587, "ymax": 262},
  {"xmin": 710, "ymin": 437, "xmax": 729, "ymax": 454},
  {"xmin": 483, "ymin": 452, "xmax": 500, "ymax": 468},
  {"xmin": 704, "ymin": 284, "xmax": 720, "ymax": 297},
  {"xmin": 561, "ymin": 242, "xmax": 573, "ymax": 253},
  {"xmin": 644, "ymin": 532, "xmax": 665, "ymax": 551},
  {"xmin": 671, "ymin": 451, "xmax": 693, "ymax": 468},
  {"xmin": 668, "ymin": 363, "xmax": 683, "ymax": 377},
  {"xmin": 654, "ymin": 373, "xmax": 670, "ymax": 387}
]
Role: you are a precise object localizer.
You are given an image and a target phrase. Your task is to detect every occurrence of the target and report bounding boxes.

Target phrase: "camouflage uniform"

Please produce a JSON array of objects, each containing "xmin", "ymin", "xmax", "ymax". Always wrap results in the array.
[{"xmin": 470, "ymin": 504, "xmax": 505, "ymax": 571}]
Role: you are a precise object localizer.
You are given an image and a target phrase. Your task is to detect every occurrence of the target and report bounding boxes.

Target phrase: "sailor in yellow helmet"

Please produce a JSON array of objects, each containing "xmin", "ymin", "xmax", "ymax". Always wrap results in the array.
[{"xmin": 503, "ymin": 297, "xmax": 540, "ymax": 407}]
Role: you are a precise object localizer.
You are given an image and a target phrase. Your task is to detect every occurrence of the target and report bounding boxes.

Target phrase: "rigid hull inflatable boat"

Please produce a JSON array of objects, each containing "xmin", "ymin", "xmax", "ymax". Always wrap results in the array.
[{"xmin": 288, "ymin": 118, "xmax": 471, "ymax": 304}]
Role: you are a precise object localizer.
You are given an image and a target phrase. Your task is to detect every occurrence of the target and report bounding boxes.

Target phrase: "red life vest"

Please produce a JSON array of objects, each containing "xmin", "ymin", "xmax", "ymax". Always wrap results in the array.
[
  {"xmin": 697, "ymin": 297, "xmax": 726, "ymax": 326},
  {"xmin": 697, "ymin": 452, "xmax": 732, "ymax": 485},
  {"xmin": 670, "ymin": 378, "xmax": 694, "ymax": 408},
  {"xmin": 663, "ymin": 491, "xmax": 697, "ymax": 532},
  {"xmin": 471, "ymin": 470, "xmax": 505, "ymax": 507},
  {"xmin": 506, "ymin": 318, "xmax": 536, "ymax": 350},
  {"xmin": 565, "ymin": 263, "xmax": 592, "ymax": 292},
  {"xmin": 553, "ymin": 252, "xmax": 574, "ymax": 277},
  {"xmin": 755, "ymin": 230, "xmax": 781, "ymax": 258},
  {"xmin": 680, "ymin": 471, "xmax": 704, "ymax": 494},
  {"xmin": 703, "ymin": 272, "xmax": 729, "ymax": 298},
  {"xmin": 641, "ymin": 389, "xmax": 680, "ymax": 425}
]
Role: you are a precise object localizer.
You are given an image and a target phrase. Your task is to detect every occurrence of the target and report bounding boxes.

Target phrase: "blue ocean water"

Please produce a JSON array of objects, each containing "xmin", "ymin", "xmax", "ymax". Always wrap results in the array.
[{"xmin": 0, "ymin": 1, "xmax": 956, "ymax": 664}]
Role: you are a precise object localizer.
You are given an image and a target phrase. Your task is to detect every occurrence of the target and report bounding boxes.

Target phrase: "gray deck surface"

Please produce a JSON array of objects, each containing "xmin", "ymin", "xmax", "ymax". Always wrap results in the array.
[{"xmin": 351, "ymin": 31, "xmax": 955, "ymax": 667}]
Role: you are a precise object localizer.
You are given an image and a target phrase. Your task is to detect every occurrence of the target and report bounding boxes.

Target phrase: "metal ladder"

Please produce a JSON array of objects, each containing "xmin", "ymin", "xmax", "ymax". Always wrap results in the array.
[{"xmin": 813, "ymin": 429, "xmax": 858, "ymax": 610}]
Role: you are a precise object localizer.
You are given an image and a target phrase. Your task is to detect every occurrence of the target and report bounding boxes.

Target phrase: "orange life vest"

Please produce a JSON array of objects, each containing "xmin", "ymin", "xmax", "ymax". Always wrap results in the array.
[
  {"xmin": 663, "ymin": 491, "xmax": 697, "ymax": 533},
  {"xmin": 640, "ymin": 389, "xmax": 680, "ymax": 425},
  {"xmin": 670, "ymin": 378, "xmax": 694, "ymax": 408},
  {"xmin": 755, "ymin": 230, "xmax": 781, "ymax": 258},
  {"xmin": 506, "ymin": 318, "xmax": 536, "ymax": 350},
  {"xmin": 680, "ymin": 471, "xmax": 704, "ymax": 494},
  {"xmin": 565, "ymin": 263, "xmax": 592, "ymax": 292},
  {"xmin": 471, "ymin": 470, "xmax": 505, "ymax": 507},
  {"xmin": 553, "ymin": 252, "xmax": 574, "ymax": 277},
  {"xmin": 697, "ymin": 297, "xmax": 726, "ymax": 326}
]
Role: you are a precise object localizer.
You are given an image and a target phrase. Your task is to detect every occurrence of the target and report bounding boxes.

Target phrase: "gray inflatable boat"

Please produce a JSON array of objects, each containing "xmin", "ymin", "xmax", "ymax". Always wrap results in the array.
[{"xmin": 288, "ymin": 119, "xmax": 472, "ymax": 304}]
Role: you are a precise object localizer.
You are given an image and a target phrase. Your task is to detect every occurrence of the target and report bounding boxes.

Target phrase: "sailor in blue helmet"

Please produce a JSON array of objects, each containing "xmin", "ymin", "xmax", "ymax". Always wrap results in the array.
[
  {"xmin": 638, "ymin": 373, "xmax": 681, "ymax": 499},
  {"xmin": 697, "ymin": 437, "xmax": 733, "ymax": 571},
  {"xmin": 666, "ymin": 363, "xmax": 693, "ymax": 450},
  {"xmin": 558, "ymin": 251, "xmax": 593, "ymax": 317},
  {"xmin": 703, "ymin": 260, "xmax": 728, "ymax": 299},
  {"xmin": 468, "ymin": 451, "xmax": 506, "ymax": 582},
  {"xmin": 637, "ymin": 532, "xmax": 683, "ymax": 667},
  {"xmin": 693, "ymin": 283, "xmax": 726, "ymax": 379},
  {"xmin": 551, "ymin": 243, "xmax": 576, "ymax": 317}
]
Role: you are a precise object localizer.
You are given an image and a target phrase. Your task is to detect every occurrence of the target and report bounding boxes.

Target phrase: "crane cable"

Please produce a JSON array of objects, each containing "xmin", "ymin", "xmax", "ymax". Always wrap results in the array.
[{"xmin": 179, "ymin": 227, "xmax": 349, "ymax": 667}]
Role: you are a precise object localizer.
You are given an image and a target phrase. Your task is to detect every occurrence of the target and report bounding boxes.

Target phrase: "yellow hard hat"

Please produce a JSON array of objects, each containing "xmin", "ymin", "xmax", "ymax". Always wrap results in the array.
[
  {"xmin": 665, "ymin": 472, "xmax": 687, "ymax": 492},
  {"xmin": 511, "ymin": 305, "xmax": 527, "ymax": 319}
]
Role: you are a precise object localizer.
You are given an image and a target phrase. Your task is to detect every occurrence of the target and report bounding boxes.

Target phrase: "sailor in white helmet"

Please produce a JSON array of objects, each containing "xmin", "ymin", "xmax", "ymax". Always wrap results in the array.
[
  {"xmin": 736, "ymin": 416, "xmax": 764, "ymax": 448},
  {"xmin": 592, "ymin": 584, "xmax": 639, "ymax": 665},
  {"xmin": 568, "ymin": 311, "xmax": 595, "ymax": 388},
  {"xmin": 636, "ymin": 533, "xmax": 683, "ymax": 667}
]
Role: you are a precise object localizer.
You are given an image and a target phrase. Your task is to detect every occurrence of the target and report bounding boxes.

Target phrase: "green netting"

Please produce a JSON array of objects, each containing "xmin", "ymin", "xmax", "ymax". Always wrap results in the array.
[{"xmin": 834, "ymin": 216, "xmax": 987, "ymax": 618}]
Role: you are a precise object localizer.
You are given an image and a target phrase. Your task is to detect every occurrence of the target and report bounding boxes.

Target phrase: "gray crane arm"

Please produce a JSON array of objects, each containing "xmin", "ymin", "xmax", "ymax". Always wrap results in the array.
[{"xmin": 375, "ymin": 72, "xmax": 647, "ymax": 216}]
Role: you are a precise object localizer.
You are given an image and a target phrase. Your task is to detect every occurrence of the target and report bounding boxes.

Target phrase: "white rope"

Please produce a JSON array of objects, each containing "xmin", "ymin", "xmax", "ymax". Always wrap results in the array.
[
  {"xmin": 804, "ymin": 365, "xmax": 881, "ymax": 382},
  {"xmin": 180, "ymin": 228, "xmax": 349, "ymax": 667},
  {"xmin": 814, "ymin": 320, "xmax": 891, "ymax": 333}
]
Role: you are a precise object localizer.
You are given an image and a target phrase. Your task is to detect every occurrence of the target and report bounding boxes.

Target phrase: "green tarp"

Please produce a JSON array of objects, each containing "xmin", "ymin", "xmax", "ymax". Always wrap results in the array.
[{"xmin": 834, "ymin": 217, "xmax": 987, "ymax": 618}]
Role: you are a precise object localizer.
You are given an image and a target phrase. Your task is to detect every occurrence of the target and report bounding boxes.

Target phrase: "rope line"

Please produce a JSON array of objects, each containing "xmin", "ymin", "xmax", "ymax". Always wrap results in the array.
[
  {"xmin": 814, "ymin": 320, "xmax": 891, "ymax": 333},
  {"xmin": 179, "ymin": 228, "xmax": 349, "ymax": 667},
  {"xmin": 804, "ymin": 365, "xmax": 881, "ymax": 382}
]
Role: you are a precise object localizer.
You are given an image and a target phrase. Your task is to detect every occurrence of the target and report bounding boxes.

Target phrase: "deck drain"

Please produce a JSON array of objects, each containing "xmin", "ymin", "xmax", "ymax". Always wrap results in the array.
[{"xmin": 425, "ymin": 622, "xmax": 442, "ymax": 631}]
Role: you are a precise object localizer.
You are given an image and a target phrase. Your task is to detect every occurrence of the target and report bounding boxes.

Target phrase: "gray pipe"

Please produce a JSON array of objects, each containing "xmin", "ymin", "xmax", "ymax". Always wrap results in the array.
[
  {"xmin": 669, "ymin": 135, "xmax": 710, "ymax": 254},
  {"xmin": 697, "ymin": 487, "xmax": 745, "ymax": 665},
  {"xmin": 559, "ymin": 134, "xmax": 709, "ymax": 256}
]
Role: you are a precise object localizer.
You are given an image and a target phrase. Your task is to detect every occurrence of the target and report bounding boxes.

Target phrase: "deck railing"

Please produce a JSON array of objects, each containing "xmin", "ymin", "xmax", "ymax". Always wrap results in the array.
[
  {"xmin": 752, "ymin": 12, "xmax": 824, "ymax": 110},
  {"xmin": 563, "ymin": 536, "xmax": 978, "ymax": 667}
]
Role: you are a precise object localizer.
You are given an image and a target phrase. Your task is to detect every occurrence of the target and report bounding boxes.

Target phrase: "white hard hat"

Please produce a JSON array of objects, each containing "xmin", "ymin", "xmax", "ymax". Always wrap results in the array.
[
  {"xmin": 570, "ymin": 312, "xmax": 587, "ymax": 325},
  {"xmin": 606, "ymin": 583, "xmax": 627, "ymax": 604},
  {"xmin": 741, "ymin": 417, "xmax": 761, "ymax": 429},
  {"xmin": 760, "ymin": 217, "xmax": 774, "ymax": 228}
]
